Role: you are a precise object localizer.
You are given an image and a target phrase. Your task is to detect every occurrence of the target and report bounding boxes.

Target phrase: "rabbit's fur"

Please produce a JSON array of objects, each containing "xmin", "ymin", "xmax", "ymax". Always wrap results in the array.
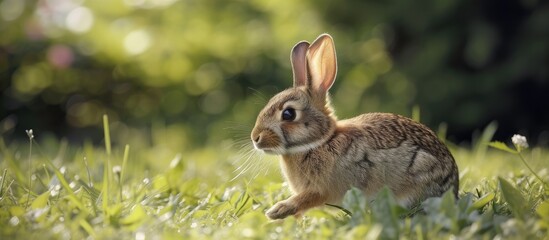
[{"xmin": 251, "ymin": 34, "xmax": 459, "ymax": 220}]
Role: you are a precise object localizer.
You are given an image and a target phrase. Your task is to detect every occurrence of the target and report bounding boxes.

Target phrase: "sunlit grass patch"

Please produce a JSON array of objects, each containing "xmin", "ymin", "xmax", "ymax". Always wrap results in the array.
[{"xmin": 0, "ymin": 118, "xmax": 547, "ymax": 239}]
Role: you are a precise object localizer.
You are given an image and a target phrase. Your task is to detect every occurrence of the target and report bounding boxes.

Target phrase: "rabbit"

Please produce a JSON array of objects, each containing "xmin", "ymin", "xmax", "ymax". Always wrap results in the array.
[{"xmin": 251, "ymin": 34, "xmax": 459, "ymax": 220}]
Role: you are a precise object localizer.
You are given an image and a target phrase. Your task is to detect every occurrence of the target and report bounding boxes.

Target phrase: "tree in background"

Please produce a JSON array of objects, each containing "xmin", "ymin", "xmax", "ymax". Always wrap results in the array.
[{"xmin": 1, "ymin": 0, "xmax": 548, "ymax": 146}]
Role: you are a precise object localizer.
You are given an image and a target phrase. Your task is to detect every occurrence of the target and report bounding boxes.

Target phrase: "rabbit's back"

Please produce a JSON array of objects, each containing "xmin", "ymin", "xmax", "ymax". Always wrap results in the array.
[{"xmin": 337, "ymin": 112, "xmax": 459, "ymax": 204}]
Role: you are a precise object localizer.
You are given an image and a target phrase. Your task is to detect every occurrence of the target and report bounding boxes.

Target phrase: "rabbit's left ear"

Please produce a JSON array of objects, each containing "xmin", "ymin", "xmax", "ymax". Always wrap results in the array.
[
  {"xmin": 307, "ymin": 34, "xmax": 337, "ymax": 94},
  {"xmin": 291, "ymin": 41, "xmax": 310, "ymax": 87}
]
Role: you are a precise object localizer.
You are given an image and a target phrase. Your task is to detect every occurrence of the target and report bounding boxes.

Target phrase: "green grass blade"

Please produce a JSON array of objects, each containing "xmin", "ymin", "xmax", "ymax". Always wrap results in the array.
[
  {"xmin": 79, "ymin": 219, "xmax": 96, "ymax": 238},
  {"xmin": 498, "ymin": 177, "xmax": 530, "ymax": 220},
  {"xmin": 120, "ymin": 204, "xmax": 146, "ymax": 226},
  {"xmin": 488, "ymin": 142, "xmax": 518, "ymax": 154},
  {"xmin": 31, "ymin": 191, "xmax": 49, "ymax": 209},
  {"xmin": 102, "ymin": 158, "xmax": 109, "ymax": 217},
  {"xmin": 437, "ymin": 122, "xmax": 448, "ymax": 143},
  {"xmin": 469, "ymin": 192, "xmax": 495, "ymax": 212},
  {"xmin": 121, "ymin": 144, "xmax": 130, "ymax": 184},
  {"xmin": 474, "ymin": 122, "xmax": 498, "ymax": 160},
  {"xmin": 371, "ymin": 187, "xmax": 400, "ymax": 239},
  {"xmin": 103, "ymin": 115, "xmax": 111, "ymax": 156},
  {"xmin": 32, "ymin": 141, "xmax": 90, "ymax": 216},
  {"xmin": 325, "ymin": 203, "xmax": 352, "ymax": 217},
  {"xmin": 536, "ymin": 200, "xmax": 549, "ymax": 218},
  {"xmin": 0, "ymin": 139, "xmax": 27, "ymax": 187},
  {"xmin": 0, "ymin": 169, "xmax": 7, "ymax": 197},
  {"xmin": 102, "ymin": 114, "xmax": 111, "ymax": 221},
  {"xmin": 412, "ymin": 105, "xmax": 421, "ymax": 122}
]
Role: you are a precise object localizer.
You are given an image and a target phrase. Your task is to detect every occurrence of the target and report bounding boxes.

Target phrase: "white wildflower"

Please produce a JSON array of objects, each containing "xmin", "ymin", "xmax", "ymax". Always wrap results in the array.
[
  {"xmin": 511, "ymin": 134, "xmax": 529, "ymax": 149},
  {"xmin": 113, "ymin": 165, "xmax": 122, "ymax": 175},
  {"xmin": 136, "ymin": 232, "xmax": 145, "ymax": 240},
  {"xmin": 142, "ymin": 178, "xmax": 150, "ymax": 184},
  {"xmin": 9, "ymin": 216, "xmax": 20, "ymax": 226},
  {"xmin": 26, "ymin": 129, "xmax": 34, "ymax": 139}
]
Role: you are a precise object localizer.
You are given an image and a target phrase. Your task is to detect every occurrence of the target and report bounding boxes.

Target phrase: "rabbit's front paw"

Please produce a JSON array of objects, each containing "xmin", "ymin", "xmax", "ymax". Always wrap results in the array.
[{"xmin": 266, "ymin": 200, "xmax": 297, "ymax": 220}]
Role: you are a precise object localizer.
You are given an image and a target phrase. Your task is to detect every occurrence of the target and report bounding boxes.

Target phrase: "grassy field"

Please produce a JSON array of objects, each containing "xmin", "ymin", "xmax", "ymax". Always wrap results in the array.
[{"xmin": 0, "ymin": 117, "xmax": 548, "ymax": 239}]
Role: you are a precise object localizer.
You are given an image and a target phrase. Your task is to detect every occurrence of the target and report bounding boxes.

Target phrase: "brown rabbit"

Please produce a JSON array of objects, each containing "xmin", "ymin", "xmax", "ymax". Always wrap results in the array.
[{"xmin": 251, "ymin": 34, "xmax": 459, "ymax": 220}]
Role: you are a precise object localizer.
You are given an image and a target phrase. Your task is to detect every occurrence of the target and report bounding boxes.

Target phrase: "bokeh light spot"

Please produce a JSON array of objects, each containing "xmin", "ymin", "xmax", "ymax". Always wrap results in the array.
[
  {"xmin": 163, "ymin": 56, "xmax": 192, "ymax": 82},
  {"xmin": 47, "ymin": 45, "xmax": 74, "ymax": 69},
  {"xmin": 13, "ymin": 63, "xmax": 53, "ymax": 96},
  {"xmin": 0, "ymin": 0, "xmax": 25, "ymax": 21},
  {"xmin": 124, "ymin": 29, "xmax": 152, "ymax": 55},
  {"xmin": 201, "ymin": 90, "xmax": 229, "ymax": 114},
  {"xmin": 67, "ymin": 101, "xmax": 104, "ymax": 127},
  {"xmin": 65, "ymin": 7, "xmax": 94, "ymax": 34},
  {"xmin": 194, "ymin": 63, "xmax": 222, "ymax": 91},
  {"xmin": 124, "ymin": 0, "xmax": 179, "ymax": 8}
]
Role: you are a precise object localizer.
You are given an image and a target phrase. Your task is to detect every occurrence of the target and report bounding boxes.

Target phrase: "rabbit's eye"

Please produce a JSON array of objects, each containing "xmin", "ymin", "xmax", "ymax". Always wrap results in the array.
[{"xmin": 282, "ymin": 108, "xmax": 296, "ymax": 121}]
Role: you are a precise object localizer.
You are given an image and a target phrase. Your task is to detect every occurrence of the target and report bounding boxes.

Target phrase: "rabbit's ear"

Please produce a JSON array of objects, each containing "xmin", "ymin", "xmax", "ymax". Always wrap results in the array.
[
  {"xmin": 291, "ymin": 41, "xmax": 310, "ymax": 87},
  {"xmin": 307, "ymin": 34, "xmax": 337, "ymax": 94}
]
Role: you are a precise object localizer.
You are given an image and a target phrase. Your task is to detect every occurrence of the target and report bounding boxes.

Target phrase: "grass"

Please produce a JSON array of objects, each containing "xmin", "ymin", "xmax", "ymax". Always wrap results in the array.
[{"xmin": 0, "ymin": 117, "xmax": 548, "ymax": 239}]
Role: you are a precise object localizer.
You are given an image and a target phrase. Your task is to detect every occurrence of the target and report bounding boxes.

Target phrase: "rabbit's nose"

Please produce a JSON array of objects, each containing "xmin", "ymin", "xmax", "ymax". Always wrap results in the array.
[
  {"xmin": 252, "ymin": 132, "xmax": 262, "ymax": 149},
  {"xmin": 251, "ymin": 130, "xmax": 260, "ymax": 143},
  {"xmin": 253, "ymin": 132, "xmax": 263, "ymax": 144}
]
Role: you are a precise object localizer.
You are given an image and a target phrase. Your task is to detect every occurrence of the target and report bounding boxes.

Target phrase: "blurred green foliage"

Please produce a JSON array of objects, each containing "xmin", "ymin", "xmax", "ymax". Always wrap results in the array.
[{"xmin": 1, "ymin": 0, "xmax": 548, "ymax": 146}]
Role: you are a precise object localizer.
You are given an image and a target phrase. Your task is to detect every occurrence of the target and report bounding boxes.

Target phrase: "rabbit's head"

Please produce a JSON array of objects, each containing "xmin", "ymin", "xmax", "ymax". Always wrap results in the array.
[{"xmin": 251, "ymin": 34, "xmax": 339, "ymax": 155}]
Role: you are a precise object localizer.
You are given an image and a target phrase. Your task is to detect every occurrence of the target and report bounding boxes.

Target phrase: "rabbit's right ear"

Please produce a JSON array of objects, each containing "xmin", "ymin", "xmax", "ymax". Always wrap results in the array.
[
  {"xmin": 291, "ymin": 41, "xmax": 310, "ymax": 87},
  {"xmin": 306, "ymin": 34, "xmax": 337, "ymax": 95}
]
